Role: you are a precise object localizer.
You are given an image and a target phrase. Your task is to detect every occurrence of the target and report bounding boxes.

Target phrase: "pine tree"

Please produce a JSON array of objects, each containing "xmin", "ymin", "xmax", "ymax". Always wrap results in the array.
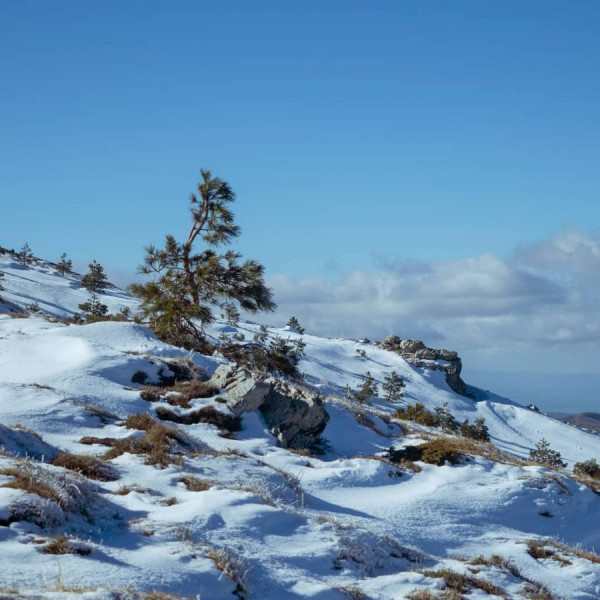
[
  {"xmin": 267, "ymin": 335, "xmax": 301, "ymax": 377},
  {"xmin": 286, "ymin": 316, "xmax": 305, "ymax": 334},
  {"xmin": 129, "ymin": 169, "xmax": 276, "ymax": 349},
  {"xmin": 18, "ymin": 243, "xmax": 33, "ymax": 265},
  {"xmin": 225, "ymin": 303, "xmax": 240, "ymax": 326},
  {"xmin": 78, "ymin": 294, "xmax": 108, "ymax": 320},
  {"xmin": 253, "ymin": 324, "xmax": 268, "ymax": 344},
  {"xmin": 355, "ymin": 371, "xmax": 378, "ymax": 403},
  {"xmin": 81, "ymin": 260, "xmax": 109, "ymax": 292},
  {"xmin": 56, "ymin": 253, "xmax": 73, "ymax": 275},
  {"xmin": 460, "ymin": 417, "xmax": 490, "ymax": 441},
  {"xmin": 434, "ymin": 402, "xmax": 459, "ymax": 433},
  {"xmin": 529, "ymin": 438, "xmax": 566, "ymax": 469},
  {"xmin": 382, "ymin": 371, "xmax": 405, "ymax": 401}
]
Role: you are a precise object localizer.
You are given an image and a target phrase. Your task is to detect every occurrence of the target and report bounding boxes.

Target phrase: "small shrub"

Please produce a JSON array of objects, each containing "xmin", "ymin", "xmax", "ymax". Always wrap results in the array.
[
  {"xmin": 354, "ymin": 371, "xmax": 378, "ymax": 403},
  {"xmin": 395, "ymin": 402, "xmax": 439, "ymax": 427},
  {"xmin": 52, "ymin": 452, "xmax": 118, "ymax": 482},
  {"xmin": 420, "ymin": 439, "xmax": 462, "ymax": 466},
  {"xmin": 131, "ymin": 370, "xmax": 149, "ymax": 384},
  {"xmin": 139, "ymin": 380, "xmax": 220, "ymax": 408},
  {"xmin": 460, "ymin": 417, "xmax": 490, "ymax": 441},
  {"xmin": 529, "ymin": 438, "xmax": 566, "ymax": 469},
  {"xmin": 573, "ymin": 458, "xmax": 600, "ymax": 479}
]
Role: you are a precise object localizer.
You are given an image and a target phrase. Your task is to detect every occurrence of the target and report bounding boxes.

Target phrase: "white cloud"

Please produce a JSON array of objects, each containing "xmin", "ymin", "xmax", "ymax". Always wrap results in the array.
[{"xmin": 265, "ymin": 227, "xmax": 600, "ymax": 372}]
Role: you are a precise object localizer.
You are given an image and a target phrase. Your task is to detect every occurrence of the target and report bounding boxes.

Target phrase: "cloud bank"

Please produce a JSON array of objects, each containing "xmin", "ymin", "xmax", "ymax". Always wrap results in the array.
[{"xmin": 266, "ymin": 227, "xmax": 600, "ymax": 372}]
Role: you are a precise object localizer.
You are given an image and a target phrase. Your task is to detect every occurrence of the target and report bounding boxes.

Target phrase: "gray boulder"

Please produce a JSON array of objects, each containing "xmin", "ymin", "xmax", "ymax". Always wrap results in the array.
[
  {"xmin": 261, "ymin": 380, "xmax": 329, "ymax": 448},
  {"xmin": 208, "ymin": 364, "xmax": 329, "ymax": 447}
]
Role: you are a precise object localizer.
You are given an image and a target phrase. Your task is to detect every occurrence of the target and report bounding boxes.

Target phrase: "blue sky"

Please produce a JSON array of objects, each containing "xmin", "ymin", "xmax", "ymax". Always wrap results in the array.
[{"xmin": 2, "ymin": 1, "xmax": 600, "ymax": 410}]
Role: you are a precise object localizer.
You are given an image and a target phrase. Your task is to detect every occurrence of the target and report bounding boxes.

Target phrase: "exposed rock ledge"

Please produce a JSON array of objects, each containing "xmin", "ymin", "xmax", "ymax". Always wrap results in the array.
[
  {"xmin": 209, "ymin": 364, "xmax": 330, "ymax": 448},
  {"xmin": 378, "ymin": 335, "xmax": 473, "ymax": 398}
]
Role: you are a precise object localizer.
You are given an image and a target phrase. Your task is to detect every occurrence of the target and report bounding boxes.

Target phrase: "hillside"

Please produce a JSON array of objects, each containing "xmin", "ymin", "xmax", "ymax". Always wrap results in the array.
[
  {"xmin": 559, "ymin": 413, "xmax": 600, "ymax": 434},
  {"xmin": 1, "ymin": 252, "xmax": 600, "ymax": 600}
]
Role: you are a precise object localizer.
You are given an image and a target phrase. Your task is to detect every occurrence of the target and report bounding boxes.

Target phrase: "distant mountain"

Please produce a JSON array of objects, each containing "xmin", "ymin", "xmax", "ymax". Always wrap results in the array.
[{"xmin": 560, "ymin": 412, "xmax": 600, "ymax": 433}]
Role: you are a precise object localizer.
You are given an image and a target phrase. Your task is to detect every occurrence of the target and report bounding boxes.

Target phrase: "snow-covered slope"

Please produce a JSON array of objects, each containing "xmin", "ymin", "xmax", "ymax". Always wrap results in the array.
[{"xmin": 2, "ymin": 256, "xmax": 600, "ymax": 599}]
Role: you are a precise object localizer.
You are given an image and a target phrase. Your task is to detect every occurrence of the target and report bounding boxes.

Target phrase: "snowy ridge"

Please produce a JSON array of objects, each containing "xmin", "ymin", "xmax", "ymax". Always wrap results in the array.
[{"xmin": 1, "ymin": 255, "xmax": 600, "ymax": 599}]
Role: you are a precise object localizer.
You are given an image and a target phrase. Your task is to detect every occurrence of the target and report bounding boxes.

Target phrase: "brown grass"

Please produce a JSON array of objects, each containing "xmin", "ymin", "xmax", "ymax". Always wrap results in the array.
[
  {"xmin": 178, "ymin": 476, "xmax": 213, "ymax": 492},
  {"xmin": 52, "ymin": 452, "xmax": 118, "ymax": 482},
  {"xmin": 1, "ymin": 467, "xmax": 61, "ymax": 504},
  {"xmin": 79, "ymin": 436, "xmax": 119, "ymax": 446},
  {"xmin": 155, "ymin": 406, "xmax": 241, "ymax": 432},
  {"xmin": 42, "ymin": 535, "xmax": 91, "ymax": 556},
  {"xmin": 140, "ymin": 380, "xmax": 220, "ymax": 408},
  {"xmin": 205, "ymin": 547, "xmax": 247, "ymax": 599},
  {"xmin": 103, "ymin": 422, "xmax": 190, "ymax": 467},
  {"xmin": 125, "ymin": 413, "xmax": 156, "ymax": 430},
  {"xmin": 419, "ymin": 568, "xmax": 506, "ymax": 598}
]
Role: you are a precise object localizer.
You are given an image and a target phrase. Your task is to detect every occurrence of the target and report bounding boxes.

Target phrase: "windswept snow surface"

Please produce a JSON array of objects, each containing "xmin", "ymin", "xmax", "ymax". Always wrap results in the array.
[{"xmin": 1, "ymin": 257, "xmax": 600, "ymax": 599}]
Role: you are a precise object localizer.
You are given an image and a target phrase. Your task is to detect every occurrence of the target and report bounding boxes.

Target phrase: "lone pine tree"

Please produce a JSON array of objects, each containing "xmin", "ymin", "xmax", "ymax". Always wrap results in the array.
[
  {"xmin": 382, "ymin": 371, "xmax": 405, "ymax": 401},
  {"xmin": 529, "ymin": 438, "xmax": 566, "ymax": 469},
  {"xmin": 286, "ymin": 316, "xmax": 305, "ymax": 334},
  {"xmin": 81, "ymin": 260, "xmax": 109, "ymax": 293},
  {"xmin": 129, "ymin": 169, "xmax": 276, "ymax": 348},
  {"xmin": 56, "ymin": 253, "xmax": 73, "ymax": 275},
  {"xmin": 18, "ymin": 243, "xmax": 33, "ymax": 265},
  {"xmin": 355, "ymin": 371, "xmax": 378, "ymax": 403}
]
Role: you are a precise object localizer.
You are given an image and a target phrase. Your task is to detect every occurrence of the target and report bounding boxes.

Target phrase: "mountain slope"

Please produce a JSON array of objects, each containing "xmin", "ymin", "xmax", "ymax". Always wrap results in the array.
[{"xmin": 1, "ymin": 254, "xmax": 600, "ymax": 599}]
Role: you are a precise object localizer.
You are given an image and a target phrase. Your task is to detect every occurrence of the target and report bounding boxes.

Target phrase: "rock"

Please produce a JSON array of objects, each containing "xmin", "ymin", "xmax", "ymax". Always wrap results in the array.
[
  {"xmin": 208, "ymin": 365, "xmax": 330, "ymax": 446},
  {"xmin": 437, "ymin": 349, "xmax": 458, "ymax": 361},
  {"xmin": 399, "ymin": 339, "xmax": 426, "ymax": 353},
  {"xmin": 382, "ymin": 335, "xmax": 402, "ymax": 348},
  {"xmin": 414, "ymin": 348, "xmax": 437, "ymax": 360},
  {"xmin": 208, "ymin": 364, "xmax": 270, "ymax": 416},
  {"xmin": 260, "ymin": 380, "xmax": 329, "ymax": 448}
]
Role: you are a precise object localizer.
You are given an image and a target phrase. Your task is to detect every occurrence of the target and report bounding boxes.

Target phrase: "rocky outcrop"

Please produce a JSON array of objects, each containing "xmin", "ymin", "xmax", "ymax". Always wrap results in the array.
[
  {"xmin": 208, "ymin": 365, "xmax": 329, "ymax": 448},
  {"xmin": 380, "ymin": 336, "xmax": 472, "ymax": 398}
]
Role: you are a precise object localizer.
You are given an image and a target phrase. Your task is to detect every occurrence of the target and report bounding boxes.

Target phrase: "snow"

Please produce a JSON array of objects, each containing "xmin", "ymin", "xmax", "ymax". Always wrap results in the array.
[{"xmin": 1, "ymin": 255, "xmax": 600, "ymax": 598}]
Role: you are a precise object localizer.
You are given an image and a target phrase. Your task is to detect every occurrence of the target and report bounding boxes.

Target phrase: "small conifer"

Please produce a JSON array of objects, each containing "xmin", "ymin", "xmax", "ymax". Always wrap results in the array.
[
  {"xmin": 355, "ymin": 372, "xmax": 378, "ymax": 403},
  {"xmin": 56, "ymin": 253, "xmax": 73, "ymax": 275},
  {"xmin": 18, "ymin": 243, "xmax": 33, "ymax": 265},
  {"xmin": 81, "ymin": 260, "xmax": 109, "ymax": 293},
  {"xmin": 382, "ymin": 371, "xmax": 405, "ymax": 402},
  {"xmin": 434, "ymin": 402, "xmax": 459, "ymax": 433},
  {"xmin": 225, "ymin": 303, "xmax": 240, "ymax": 326},
  {"xmin": 78, "ymin": 294, "xmax": 108, "ymax": 320},
  {"xmin": 286, "ymin": 316, "xmax": 305, "ymax": 334},
  {"xmin": 529, "ymin": 438, "xmax": 566, "ymax": 469},
  {"xmin": 253, "ymin": 324, "xmax": 268, "ymax": 344}
]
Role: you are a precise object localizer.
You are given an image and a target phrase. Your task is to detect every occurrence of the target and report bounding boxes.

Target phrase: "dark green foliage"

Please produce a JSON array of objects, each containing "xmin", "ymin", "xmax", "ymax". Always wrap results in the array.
[
  {"xmin": 354, "ymin": 371, "xmax": 378, "ymax": 403},
  {"xmin": 225, "ymin": 303, "xmax": 240, "ymax": 326},
  {"xmin": 573, "ymin": 458, "xmax": 600, "ymax": 479},
  {"xmin": 253, "ymin": 324, "xmax": 268, "ymax": 344},
  {"xmin": 386, "ymin": 439, "xmax": 463, "ymax": 466},
  {"xmin": 131, "ymin": 371, "xmax": 149, "ymax": 385},
  {"xmin": 81, "ymin": 260, "xmax": 109, "ymax": 292},
  {"xmin": 18, "ymin": 242, "xmax": 33, "ymax": 265},
  {"xmin": 382, "ymin": 371, "xmax": 405, "ymax": 402},
  {"xmin": 460, "ymin": 417, "xmax": 490, "ymax": 441},
  {"xmin": 27, "ymin": 302, "xmax": 41, "ymax": 314},
  {"xmin": 78, "ymin": 294, "xmax": 108, "ymax": 321},
  {"xmin": 56, "ymin": 253, "xmax": 73, "ymax": 275},
  {"xmin": 286, "ymin": 316, "xmax": 304, "ymax": 334},
  {"xmin": 395, "ymin": 402, "xmax": 439, "ymax": 427},
  {"xmin": 355, "ymin": 348, "xmax": 367, "ymax": 359},
  {"xmin": 529, "ymin": 438, "xmax": 566, "ymax": 469},
  {"xmin": 434, "ymin": 402, "xmax": 459, "ymax": 433},
  {"xmin": 129, "ymin": 169, "xmax": 276, "ymax": 349}
]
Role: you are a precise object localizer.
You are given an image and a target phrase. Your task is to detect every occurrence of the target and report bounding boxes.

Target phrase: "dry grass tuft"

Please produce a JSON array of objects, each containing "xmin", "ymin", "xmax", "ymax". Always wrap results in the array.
[
  {"xmin": 103, "ymin": 422, "xmax": 192, "ymax": 467},
  {"xmin": 42, "ymin": 535, "xmax": 91, "ymax": 556},
  {"xmin": 178, "ymin": 476, "xmax": 213, "ymax": 492},
  {"xmin": 52, "ymin": 452, "xmax": 118, "ymax": 482},
  {"xmin": 205, "ymin": 547, "xmax": 247, "ymax": 599},
  {"xmin": 1, "ymin": 466, "xmax": 61, "ymax": 504},
  {"xmin": 155, "ymin": 405, "xmax": 241, "ymax": 432},
  {"xmin": 140, "ymin": 380, "xmax": 220, "ymax": 408},
  {"xmin": 419, "ymin": 568, "xmax": 506, "ymax": 598},
  {"xmin": 125, "ymin": 413, "xmax": 156, "ymax": 430}
]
